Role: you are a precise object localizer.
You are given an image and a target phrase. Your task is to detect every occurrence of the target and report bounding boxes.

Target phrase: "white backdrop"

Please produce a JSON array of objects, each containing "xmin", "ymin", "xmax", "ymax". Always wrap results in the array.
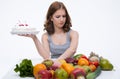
[{"xmin": 0, "ymin": 0, "xmax": 120, "ymax": 78}]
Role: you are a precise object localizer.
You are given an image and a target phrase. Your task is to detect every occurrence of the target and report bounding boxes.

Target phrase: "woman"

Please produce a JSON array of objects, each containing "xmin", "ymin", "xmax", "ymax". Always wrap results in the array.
[{"xmin": 20, "ymin": 1, "xmax": 79, "ymax": 60}]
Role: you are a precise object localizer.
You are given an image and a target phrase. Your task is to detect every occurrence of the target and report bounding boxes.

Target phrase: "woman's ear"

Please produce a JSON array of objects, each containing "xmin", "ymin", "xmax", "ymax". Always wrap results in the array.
[
  {"xmin": 50, "ymin": 16, "xmax": 53, "ymax": 21},
  {"xmin": 51, "ymin": 18, "xmax": 53, "ymax": 21}
]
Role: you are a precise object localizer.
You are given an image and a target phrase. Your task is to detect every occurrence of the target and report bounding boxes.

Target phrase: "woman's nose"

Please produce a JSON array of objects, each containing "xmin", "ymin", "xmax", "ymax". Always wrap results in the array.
[{"xmin": 60, "ymin": 17, "xmax": 64, "ymax": 21}]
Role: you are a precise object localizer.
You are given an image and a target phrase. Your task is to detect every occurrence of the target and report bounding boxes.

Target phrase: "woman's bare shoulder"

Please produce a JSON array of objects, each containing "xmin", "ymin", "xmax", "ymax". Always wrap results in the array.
[
  {"xmin": 42, "ymin": 32, "xmax": 48, "ymax": 40},
  {"xmin": 70, "ymin": 29, "xmax": 79, "ymax": 36}
]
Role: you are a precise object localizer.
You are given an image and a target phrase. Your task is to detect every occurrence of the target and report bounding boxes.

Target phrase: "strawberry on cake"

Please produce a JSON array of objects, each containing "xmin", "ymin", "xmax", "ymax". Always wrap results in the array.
[{"xmin": 11, "ymin": 21, "xmax": 39, "ymax": 35}]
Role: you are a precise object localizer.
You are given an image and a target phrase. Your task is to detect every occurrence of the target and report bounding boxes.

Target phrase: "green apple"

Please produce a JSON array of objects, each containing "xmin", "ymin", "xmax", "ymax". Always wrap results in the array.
[
  {"xmin": 54, "ymin": 68, "xmax": 68, "ymax": 79},
  {"xmin": 74, "ymin": 65, "xmax": 83, "ymax": 69},
  {"xmin": 82, "ymin": 66, "xmax": 91, "ymax": 74}
]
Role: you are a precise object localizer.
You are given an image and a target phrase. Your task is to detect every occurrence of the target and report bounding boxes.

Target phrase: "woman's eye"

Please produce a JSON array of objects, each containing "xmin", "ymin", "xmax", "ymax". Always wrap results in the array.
[
  {"xmin": 56, "ymin": 16, "xmax": 60, "ymax": 18},
  {"xmin": 55, "ymin": 15, "xmax": 66, "ymax": 18},
  {"xmin": 63, "ymin": 15, "xmax": 66, "ymax": 18}
]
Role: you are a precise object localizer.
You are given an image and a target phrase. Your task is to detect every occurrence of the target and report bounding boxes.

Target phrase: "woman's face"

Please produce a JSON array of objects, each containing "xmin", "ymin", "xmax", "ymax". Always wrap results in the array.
[{"xmin": 51, "ymin": 8, "xmax": 66, "ymax": 29}]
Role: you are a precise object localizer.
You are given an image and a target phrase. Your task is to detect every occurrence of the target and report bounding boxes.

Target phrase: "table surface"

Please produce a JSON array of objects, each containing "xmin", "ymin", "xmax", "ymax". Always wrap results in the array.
[{"xmin": 2, "ymin": 58, "xmax": 119, "ymax": 79}]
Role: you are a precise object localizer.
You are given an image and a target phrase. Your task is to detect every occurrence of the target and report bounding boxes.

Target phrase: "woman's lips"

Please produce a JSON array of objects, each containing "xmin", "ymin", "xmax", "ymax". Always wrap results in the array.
[{"xmin": 59, "ymin": 22, "xmax": 64, "ymax": 25}]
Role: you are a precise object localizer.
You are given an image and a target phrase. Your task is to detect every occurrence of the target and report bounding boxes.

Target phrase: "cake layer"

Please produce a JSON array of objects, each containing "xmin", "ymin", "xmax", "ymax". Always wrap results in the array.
[{"xmin": 11, "ymin": 24, "xmax": 39, "ymax": 35}]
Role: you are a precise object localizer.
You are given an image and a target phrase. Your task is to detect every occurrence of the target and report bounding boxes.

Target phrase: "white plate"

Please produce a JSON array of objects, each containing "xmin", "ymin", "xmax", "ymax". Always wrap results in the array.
[{"xmin": 11, "ymin": 31, "xmax": 39, "ymax": 35}]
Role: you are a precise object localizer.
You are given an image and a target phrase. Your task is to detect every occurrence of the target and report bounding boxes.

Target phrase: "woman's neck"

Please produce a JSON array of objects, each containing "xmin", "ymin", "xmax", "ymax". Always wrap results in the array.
[{"xmin": 54, "ymin": 28, "xmax": 64, "ymax": 34}]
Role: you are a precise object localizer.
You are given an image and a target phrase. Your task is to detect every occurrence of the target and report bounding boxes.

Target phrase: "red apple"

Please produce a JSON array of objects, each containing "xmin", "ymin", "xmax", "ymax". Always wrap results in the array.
[
  {"xmin": 37, "ymin": 70, "xmax": 52, "ymax": 79},
  {"xmin": 70, "ymin": 68, "xmax": 86, "ymax": 79}
]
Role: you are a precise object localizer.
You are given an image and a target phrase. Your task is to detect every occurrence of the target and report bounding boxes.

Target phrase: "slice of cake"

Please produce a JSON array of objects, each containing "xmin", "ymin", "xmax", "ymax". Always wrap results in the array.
[{"xmin": 11, "ymin": 22, "xmax": 39, "ymax": 35}]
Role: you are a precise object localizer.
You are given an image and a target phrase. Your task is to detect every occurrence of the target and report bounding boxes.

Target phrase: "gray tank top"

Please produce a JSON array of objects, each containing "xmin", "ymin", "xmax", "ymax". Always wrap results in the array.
[{"xmin": 48, "ymin": 30, "xmax": 71, "ymax": 58}]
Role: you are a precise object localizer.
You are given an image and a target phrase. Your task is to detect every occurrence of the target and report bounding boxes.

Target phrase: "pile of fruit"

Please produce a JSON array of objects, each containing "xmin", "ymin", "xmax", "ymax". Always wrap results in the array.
[{"xmin": 14, "ymin": 52, "xmax": 114, "ymax": 79}]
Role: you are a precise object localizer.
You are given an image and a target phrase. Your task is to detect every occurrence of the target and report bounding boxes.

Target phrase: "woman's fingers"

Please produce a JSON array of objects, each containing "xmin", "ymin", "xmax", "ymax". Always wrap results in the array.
[{"xmin": 18, "ymin": 34, "xmax": 36, "ymax": 38}]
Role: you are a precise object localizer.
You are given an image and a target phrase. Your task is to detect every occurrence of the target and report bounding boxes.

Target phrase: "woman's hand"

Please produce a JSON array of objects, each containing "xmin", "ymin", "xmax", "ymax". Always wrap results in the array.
[
  {"xmin": 18, "ymin": 34, "xmax": 36, "ymax": 39},
  {"xmin": 53, "ymin": 59, "xmax": 61, "ymax": 67}
]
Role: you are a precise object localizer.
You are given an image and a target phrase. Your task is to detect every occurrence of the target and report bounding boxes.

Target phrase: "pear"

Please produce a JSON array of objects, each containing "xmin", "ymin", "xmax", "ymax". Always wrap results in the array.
[{"xmin": 100, "ymin": 57, "xmax": 113, "ymax": 70}]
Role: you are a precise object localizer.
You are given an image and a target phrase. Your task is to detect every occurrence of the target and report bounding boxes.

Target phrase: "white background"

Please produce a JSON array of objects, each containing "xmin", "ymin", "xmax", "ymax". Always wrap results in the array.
[{"xmin": 0, "ymin": 0, "xmax": 120, "ymax": 78}]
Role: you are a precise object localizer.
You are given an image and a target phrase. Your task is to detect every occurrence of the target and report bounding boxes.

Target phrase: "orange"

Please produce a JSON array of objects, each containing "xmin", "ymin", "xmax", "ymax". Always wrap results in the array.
[
  {"xmin": 33, "ymin": 63, "xmax": 47, "ymax": 78},
  {"xmin": 61, "ymin": 63, "xmax": 74, "ymax": 74},
  {"xmin": 89, "ymin": 64, "xmax": 96, "ymax": 72},
  {"xmin": 78, "ymin": 58, "xmax": 89, "ymax": 66}
]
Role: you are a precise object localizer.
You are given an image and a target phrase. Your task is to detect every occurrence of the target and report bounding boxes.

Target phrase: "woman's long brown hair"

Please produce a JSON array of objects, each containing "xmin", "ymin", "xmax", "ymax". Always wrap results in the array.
[{"xmin": 44, "ymin": 1, "xmax": 72, "ymax": 35}]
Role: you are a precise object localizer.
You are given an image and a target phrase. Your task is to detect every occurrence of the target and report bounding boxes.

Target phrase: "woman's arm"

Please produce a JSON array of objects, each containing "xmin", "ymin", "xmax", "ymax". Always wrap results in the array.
[
  {"xmin": 32, "ymin": 34, "xmax": 50, "ymax": 59},
  {"xmin": 41, "ymin": 33, "xmax": 51, "ymax": 58},
  {"xmin": 58, "ymin": 30, "xmax": 79, "ymax": 60},
  {"xmin": 18, "ymin": 34, "xmax": 50, "ymax": 59}
]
